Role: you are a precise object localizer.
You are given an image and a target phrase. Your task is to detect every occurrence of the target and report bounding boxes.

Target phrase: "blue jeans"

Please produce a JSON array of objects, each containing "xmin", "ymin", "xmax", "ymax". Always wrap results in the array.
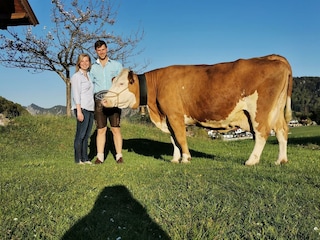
[{"xmin": 74, "ymin": 109, "xmax": 94, "ymax": 163}]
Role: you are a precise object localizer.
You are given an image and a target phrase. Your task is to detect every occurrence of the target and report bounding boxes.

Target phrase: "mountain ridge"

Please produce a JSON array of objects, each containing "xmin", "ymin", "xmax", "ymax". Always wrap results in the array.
[
  {"xmin": 26, "ymin": 103, "xmax": 67, "ymax": 115},
  {"xmin": 26, "ymin": 103, "xmax": 140, "ymax": 118}
]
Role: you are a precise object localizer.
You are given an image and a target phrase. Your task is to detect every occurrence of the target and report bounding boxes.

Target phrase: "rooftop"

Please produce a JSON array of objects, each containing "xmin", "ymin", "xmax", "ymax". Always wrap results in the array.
[{"xmin": 0, "ymin": 0, "xmax": 39, "ymax": 29}]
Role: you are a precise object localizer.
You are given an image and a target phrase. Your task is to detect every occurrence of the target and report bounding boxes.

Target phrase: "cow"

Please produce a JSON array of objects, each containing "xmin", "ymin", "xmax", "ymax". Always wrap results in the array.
[{"xmin": 101, "ymin": 54, "xmax": 293, "ymax": 165}]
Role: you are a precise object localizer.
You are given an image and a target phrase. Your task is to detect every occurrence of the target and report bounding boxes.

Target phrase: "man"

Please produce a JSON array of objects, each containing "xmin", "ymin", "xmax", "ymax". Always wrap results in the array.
[{"xmin": 90, "ymin": 40, "xmax": 124, "ymax": 164}]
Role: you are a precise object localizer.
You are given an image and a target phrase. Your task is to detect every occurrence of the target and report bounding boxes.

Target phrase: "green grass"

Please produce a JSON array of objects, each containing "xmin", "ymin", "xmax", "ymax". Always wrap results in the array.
[{"xmin": 1, "ymin": 116, "xmax": 320, "ymax": 239}]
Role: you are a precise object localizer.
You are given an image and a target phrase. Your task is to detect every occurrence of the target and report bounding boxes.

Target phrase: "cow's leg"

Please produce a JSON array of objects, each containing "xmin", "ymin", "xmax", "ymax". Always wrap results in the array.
[
  {"xmin": 170, "ymin": 136, "xmax": 181, "ymax": 163},
  {"xmin": 245, "ymin": 132, "xmax": 267, "ymax": 166},
  {"xmin": 274, "ymin": 122, "xmax": 289, "ymax": 165},
  {"xmin": 167, "ymin": 118, "xmax": 191, "ymax": 163},
  {"xmin": 275, "ymin": 129, "xmax": 288, "ymax": 165},
  {"xmin": 170, "ymin": 135, "xmax": 191, "ymax": 163}
]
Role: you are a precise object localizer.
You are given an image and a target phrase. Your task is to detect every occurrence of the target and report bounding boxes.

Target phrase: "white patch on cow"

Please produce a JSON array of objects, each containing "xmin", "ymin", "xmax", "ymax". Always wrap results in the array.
[
  {"xmin": 123, "ymin": 92, "xmax": 137, "ymax": 108},
  {"xmin": 245, "ymin": 131, "xmax": 266, "ymax": 165},
  {"xmin": 184, "ymin": 115, "xmax": 197, "ymax": 125},
  {"xmin": 244, "ymin": 91, "xmax": 259, "ymax": 129},
  {"xmin": 190, "ymin": 91, "xmax": 259, "ymax": 131},
  {"xmin": 152, "ymin": 118, "xmax": 170, "ymax": 134},
  {"xmin": 170, "ymin": 136, "xmax": 181, "ymax": 162},
  {"xmin": 104, "ymin": 85, "xmax": 136, "ymax": 108},
  {"xmin": 274, "ymin": 128, "xmax": 288, "ymax": 164}
]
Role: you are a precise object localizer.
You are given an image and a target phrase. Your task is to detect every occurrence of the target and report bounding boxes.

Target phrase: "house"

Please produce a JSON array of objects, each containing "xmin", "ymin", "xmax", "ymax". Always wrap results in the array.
[{"xmin": 0, "ymin": 0, "xmax": 39, "ymax": 29}]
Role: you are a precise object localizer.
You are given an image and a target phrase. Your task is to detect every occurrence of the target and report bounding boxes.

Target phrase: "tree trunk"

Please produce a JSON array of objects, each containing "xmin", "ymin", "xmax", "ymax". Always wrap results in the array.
[{"xmin": 66, "ymin": 80, "xmax": 72, "ymax": 117}]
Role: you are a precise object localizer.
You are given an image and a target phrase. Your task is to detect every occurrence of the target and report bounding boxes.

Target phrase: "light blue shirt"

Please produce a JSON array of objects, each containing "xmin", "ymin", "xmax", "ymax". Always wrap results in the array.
[
  {"xmin": 90, "ymin": 58, "xmax": 123, "ymax": 93},
  {"xmin": 71, "ymin": 70, "xmax": 94, "ymax": 111}
]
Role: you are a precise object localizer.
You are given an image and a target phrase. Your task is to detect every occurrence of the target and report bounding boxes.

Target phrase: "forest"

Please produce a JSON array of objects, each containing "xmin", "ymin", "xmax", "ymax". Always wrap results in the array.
[{"xmin": 292, "ymin": 77, "xmax": 320, "ymax": 124}]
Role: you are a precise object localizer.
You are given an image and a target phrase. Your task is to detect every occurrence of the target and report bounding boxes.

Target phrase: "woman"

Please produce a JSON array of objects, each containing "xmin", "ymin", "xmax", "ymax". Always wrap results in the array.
[{"xmin": 71, "ymin": 53, "xmax": 94, "ymax": 164}]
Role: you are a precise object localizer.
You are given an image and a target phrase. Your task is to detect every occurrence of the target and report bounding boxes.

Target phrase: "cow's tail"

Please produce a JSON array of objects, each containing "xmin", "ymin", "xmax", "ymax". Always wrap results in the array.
[
  {"xmin": 284, "ymin": 67, "xmax": 293, "ymax": 123},
  {"xmin": 268, "ymin": 54, "xmax": 293, "ymax": 123}
]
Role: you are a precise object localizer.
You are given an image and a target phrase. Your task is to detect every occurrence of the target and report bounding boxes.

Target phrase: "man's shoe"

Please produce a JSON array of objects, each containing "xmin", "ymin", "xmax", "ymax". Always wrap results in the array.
[
  {"xmin": 116, "ymin": 157, "xmax": 123, "ymax": 164},
  {"xmin": 94, "ymin": 158, "xmax": 103, "ymax": 164},
  {"xmin": 84, "ymin": 161, "xmax": 92, "ymax": 165}
]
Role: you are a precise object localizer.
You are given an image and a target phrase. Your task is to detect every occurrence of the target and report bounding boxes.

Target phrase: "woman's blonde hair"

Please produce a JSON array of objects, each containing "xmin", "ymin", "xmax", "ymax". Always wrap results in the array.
[{"xmin": 75, "ymin": 53, "xmax": 91, "ymax": 72}]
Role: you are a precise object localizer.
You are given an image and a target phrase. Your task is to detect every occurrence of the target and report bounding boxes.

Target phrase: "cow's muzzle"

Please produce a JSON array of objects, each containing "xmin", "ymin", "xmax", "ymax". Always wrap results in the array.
[{"xmin": 96, "ymin": 87, "xmax": 128, "ymax": 108}]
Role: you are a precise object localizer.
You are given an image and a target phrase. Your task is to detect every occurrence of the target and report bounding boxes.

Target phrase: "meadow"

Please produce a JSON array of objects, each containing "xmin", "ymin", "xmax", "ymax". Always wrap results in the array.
[{"xmin": 1, "ymin": 115, "xmax": 319, "ymax": 240}]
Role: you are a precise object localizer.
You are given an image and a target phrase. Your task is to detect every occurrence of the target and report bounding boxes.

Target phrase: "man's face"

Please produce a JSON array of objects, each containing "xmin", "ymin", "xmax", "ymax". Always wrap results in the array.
[{"xmin": 95, "ymin": 45, "xmax": 107, "ymax": 60}]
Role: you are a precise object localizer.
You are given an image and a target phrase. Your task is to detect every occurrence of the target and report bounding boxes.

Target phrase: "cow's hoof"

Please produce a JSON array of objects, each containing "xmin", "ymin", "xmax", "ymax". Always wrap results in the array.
[
  {"xmin": 245, "ymin": 155, "xmax": 260, "ymax": 166},
  {"xmin": 275, "ymin": 159, "xmax": 288, "ymax": 165},
  {"xmin": 181, "ymin": 159, "xmax": 191, "ymax": 164},
  {"xmin": 171, "ymin": 159, "xmax": 180, "ymax": 163},
  {"xmin": 244, "ymin": 160, "xmax": 258, "ymax": 166}
]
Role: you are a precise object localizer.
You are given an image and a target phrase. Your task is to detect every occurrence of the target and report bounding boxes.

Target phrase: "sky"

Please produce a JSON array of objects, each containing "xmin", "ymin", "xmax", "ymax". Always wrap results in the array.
[{"xmin": 1, "ymin": 0, "xmax": 320, "ymax": 108}]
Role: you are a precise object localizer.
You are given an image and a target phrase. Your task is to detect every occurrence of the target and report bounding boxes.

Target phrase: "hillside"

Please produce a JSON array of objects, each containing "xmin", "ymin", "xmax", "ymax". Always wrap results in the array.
[
  {"xmin": 25, "ymin": 103, "xmax": 140, "ymax": 118},
  {"xmin": 0, "ymin": 96, "xmax": 29, "ymax": 118},
  {"xmin": 26, "ymin": 103, "xmax": 67, "ymax": 115},
  {"xmin": 292, "ymin": 77, "xmax": 320, "ymax": 123}
]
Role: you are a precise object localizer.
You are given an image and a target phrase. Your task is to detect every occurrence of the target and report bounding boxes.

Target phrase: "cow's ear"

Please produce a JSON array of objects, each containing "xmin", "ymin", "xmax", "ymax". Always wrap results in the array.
[{"xmin": 128, "ymin": 70, "xmax": 135, "ymax": 84}]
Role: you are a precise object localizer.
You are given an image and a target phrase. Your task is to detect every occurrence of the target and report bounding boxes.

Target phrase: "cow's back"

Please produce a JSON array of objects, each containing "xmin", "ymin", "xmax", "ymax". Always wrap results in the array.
[{"xmin": 145, "ymin": 56, "xmax": 291, "ymax": 130}]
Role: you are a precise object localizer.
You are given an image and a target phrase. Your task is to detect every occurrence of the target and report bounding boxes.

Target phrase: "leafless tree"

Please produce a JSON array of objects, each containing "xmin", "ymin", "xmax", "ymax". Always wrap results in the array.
[{"xmin": 0, "ymin": 0, "xmax": 144, "ymax": 116}]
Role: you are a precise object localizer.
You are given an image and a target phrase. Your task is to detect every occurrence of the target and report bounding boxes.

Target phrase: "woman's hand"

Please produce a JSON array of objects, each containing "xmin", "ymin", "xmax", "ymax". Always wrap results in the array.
[{"xmin": 77, "ymin": 110, "xmax": 84, "ymax": 122}]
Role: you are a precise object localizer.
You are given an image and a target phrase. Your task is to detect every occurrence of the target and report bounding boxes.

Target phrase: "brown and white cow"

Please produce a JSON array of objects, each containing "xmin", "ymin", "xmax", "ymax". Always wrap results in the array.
[{"xmin": 102, "ymin": 54, "xmax": 293, "ymax": 165}]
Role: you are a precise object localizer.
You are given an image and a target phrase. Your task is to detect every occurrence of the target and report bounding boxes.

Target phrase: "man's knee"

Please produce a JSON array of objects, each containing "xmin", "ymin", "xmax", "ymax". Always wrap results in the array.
[
  {"xmin": 111, "ymin": 127, "xmax": 121, "ymax": 135},
  {"xmin": 97, "ymin": 127, "xmax": 107, "ymax": 135}
]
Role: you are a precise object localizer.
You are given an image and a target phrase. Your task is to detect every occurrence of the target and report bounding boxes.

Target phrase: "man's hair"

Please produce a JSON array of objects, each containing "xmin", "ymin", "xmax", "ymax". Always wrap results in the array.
[{"xmin": 94, "ymin": 40, "xmax": 107, "ymax": 49}]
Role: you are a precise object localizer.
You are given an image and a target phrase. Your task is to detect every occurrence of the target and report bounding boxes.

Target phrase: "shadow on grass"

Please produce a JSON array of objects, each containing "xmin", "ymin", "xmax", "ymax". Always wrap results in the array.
[
  {"xmin": 268, "ymin": 135, "xmax": 320, "ymax": 146},
  {"xmin": 288, "ymin": 136, "xmax": 320, "ymax": 146},
  {"xmin": 88, "ymin": 128, "xmax": 116, "ymax": 161},
  {"xmin": 88, "ymin": 129, "xmax": 215, "ymax": 162},
  {"xmin": 61, "ymin": 185, "xmax": 171, "ymax": 240},
  {"xmin": 122, "ymin": 138, "xmax": 215, "ymax": 161}
]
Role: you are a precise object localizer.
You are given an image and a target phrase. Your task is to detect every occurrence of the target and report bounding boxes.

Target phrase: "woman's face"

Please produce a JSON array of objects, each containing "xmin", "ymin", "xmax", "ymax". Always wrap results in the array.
[{"xmin": 79, "ymin": 56, "xmax": 90, "ymax": 71}]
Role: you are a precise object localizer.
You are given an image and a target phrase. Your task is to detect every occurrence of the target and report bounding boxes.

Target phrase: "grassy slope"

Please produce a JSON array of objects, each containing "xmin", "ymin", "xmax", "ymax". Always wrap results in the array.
[{"xmin": 1, "ymin": 116, "xmax": 320, "ymax": 240}]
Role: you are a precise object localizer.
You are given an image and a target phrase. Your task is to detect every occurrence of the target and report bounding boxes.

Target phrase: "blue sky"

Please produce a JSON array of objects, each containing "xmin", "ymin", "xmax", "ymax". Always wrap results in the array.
[{"xmin": 1, "ymin": 0, "xmax": 320, "ymax": 108}]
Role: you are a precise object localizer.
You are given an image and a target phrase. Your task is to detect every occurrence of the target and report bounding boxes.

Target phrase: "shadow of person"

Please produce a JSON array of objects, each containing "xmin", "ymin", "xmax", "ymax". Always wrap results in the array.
[
  {"xmin": 123, "ymin": 138, "xmax": 215, "ymax": 161},
  {"xmin": 61, "ymin": 185, "xmax": 171, "ymax": 240},
  {"xmin": 273, "ymin": 135, "xmax": 320, "ymax": 147},
  {"xmin": 88, "ymin": 128, "xmax": 116, "ymax": 161}
]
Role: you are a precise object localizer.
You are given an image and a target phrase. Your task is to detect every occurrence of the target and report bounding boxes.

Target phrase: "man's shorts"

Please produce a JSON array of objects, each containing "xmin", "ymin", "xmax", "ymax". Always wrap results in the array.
[{"xmin": 94, "ymin": 98, "xmax": 121, "ymax": 129}]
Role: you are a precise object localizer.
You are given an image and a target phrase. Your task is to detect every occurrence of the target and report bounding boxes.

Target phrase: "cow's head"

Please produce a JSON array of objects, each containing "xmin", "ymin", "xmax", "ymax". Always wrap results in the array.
[{"xmin": 102, "ymin": 68, "xmax": 139, "ymax": 109}]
